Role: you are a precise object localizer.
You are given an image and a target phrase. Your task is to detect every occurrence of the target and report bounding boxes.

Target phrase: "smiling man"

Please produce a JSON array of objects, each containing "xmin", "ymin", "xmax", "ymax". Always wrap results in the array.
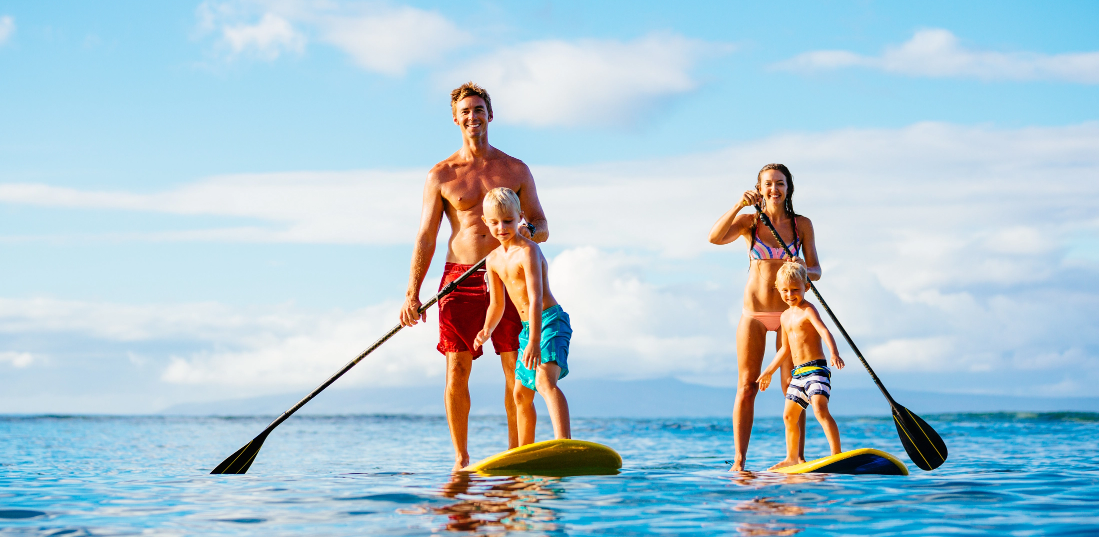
[{"xmin": 399, "ymin": 82, "xmax": 549, "ymax": 470}]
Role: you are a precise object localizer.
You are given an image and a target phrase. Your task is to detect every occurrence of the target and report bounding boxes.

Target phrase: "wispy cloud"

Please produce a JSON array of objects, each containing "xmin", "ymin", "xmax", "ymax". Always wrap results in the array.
[
  {"xmin": 448, "ymin": 33, "xmax": 722, "ymax": 127},
  {"xmin": 320, "ymin": 6, "xmax": 470, "ymax": 76},
  {"xmin": 198, "ymin": 1, "xmax": 468, "ymax": 74},
  {"xmin": 0, "ymin": 15, "xmax": 14, "ymax": 45},
  {"xmin": 0, "ymin": 351, "xmax": 33, "ymax": 368},
  {"xmin": 775, "ymin": 28, "xmax": 1099, "ymax": 84},
  {"xmin": 221, "ymin": 12, "xmax": 305, "ymax": 60}
]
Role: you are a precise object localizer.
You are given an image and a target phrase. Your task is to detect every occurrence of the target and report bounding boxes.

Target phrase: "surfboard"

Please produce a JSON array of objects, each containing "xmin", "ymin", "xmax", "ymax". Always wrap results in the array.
[
  {"xmin": 464, "ymin": 439, "xmax": 622, "ymax": 476},
  {"xmin": 771, "ymin": 448, "xmax": 908, "ymax": 476}
]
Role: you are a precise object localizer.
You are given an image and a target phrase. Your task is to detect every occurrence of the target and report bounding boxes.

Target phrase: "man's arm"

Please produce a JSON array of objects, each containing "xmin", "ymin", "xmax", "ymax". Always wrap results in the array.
[
  {"xmin": 514, "ymin": 162, "xmax": 549, "ymax": 243},
  {"xmin": 400, "ymin": 171, "xmax": 445, "ymax": 327}
]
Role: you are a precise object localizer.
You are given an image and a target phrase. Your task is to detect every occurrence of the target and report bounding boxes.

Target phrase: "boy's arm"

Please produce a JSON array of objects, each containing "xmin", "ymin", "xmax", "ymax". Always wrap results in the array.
[
  {"xmin": 807, "ymin": 305, "xmax": 844, "ymax": 369},
  {"xmin": 473, "ymin": 259, "xmax": 505, "ymax": 350},
  {"xmin": 521, "ymin": 247, "xmax": 545, "ymax": 370},
  {"xmin": 757, "ymin": 329, "xmax": 792, "ymax": 391}
]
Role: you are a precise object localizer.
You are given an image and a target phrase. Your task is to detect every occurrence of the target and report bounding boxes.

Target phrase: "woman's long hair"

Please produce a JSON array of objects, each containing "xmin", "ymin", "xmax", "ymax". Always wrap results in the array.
[{"xmin": 750, "ymin": 163, "xmax": 797, "ymax": 253}]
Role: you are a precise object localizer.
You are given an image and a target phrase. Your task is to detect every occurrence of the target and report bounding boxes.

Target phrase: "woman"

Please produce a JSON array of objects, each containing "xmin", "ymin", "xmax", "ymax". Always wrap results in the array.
[{"xmin": 708, "ymin": 163, "xmax": 821, "ymax": 472}]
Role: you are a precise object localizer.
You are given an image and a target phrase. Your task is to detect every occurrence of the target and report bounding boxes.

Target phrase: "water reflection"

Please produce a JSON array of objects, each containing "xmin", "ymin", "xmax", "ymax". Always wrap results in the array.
[
  {"xmin": 402, "ymin": 472, "xmax": 563, "ymax": 533},
  {"xmin": 722, "ymin": 472, "xmax": 823, "ymax": 535}
]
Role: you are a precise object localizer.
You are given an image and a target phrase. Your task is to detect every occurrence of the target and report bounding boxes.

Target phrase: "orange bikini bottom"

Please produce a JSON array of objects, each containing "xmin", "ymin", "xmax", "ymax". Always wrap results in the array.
[{"xmin": 743, "ymin": 309, "xmax": 782, "ymax": 332}]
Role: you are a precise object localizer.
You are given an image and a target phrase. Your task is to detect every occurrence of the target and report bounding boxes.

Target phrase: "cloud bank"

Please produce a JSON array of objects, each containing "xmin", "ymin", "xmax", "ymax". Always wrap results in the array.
[
  {"xmin": 3, "ymin": 122, "xmax": 1098, "ymax": 408},
  {"xmin": 776, "ymin": 28, "xmax": 1099, "ymax": 84}
]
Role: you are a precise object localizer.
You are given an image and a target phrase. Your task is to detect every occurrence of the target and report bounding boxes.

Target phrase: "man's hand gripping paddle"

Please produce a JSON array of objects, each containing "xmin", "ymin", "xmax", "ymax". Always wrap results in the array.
[
  {"xmin": 756, "ymin": 208, "xmax": 947, "ymax": 471},
  {"xmin": 210, "ymin": 258, "xmax": 488, "ymax": 474}
]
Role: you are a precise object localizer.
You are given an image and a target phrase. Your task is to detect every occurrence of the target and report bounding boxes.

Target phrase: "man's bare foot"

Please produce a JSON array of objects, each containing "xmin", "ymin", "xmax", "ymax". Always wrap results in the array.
[
  {"xmin": 767, "ymin": 458, "xmax": 804, "ymax": 471},
  {"xmin": 729, "ymin": 460, "xmax": 746, "ymax": 472},
  {"xmin": 453, "ymin": 455, "xmax": 470, "ymax": 472}
]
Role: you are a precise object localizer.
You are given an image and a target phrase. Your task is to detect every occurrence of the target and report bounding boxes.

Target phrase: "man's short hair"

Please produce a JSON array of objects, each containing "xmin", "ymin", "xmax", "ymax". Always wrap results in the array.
[
  {"xmin": 451, "ymin": 82, "xmax": 492, "ymax": 117},
  {"xmin": 483, "ymin": 187, "xmax": 520, "ymax": 218},
  {"xmin": 775, "ymin": 261, "xmax": 808, "ymax": 288}
]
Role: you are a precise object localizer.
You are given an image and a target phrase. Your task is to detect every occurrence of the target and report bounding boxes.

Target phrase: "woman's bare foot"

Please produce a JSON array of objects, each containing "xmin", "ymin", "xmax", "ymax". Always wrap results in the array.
[
  {"xmin": 729, "ymin": 459, "xmax": 746, "ymax": 472},
  {"xmin": 767, "ymin": 458, "xmax": 804, "ymax": 471}
]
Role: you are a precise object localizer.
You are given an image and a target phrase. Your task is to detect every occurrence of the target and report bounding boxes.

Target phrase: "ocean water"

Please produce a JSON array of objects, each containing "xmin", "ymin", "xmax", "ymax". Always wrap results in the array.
[{"xmin": 2, "ymin": 413, "xmax": 1098, "ymax": 536}]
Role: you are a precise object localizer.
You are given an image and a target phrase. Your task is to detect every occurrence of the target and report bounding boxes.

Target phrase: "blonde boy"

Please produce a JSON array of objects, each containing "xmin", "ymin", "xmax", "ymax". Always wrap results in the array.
[
  {"xmin": 473, "ymin": 188, "xmax": 572, "ymax": 445},
  {"xmin": 757, "ymin": 261, "xmax": 845, "ymax": 470}
]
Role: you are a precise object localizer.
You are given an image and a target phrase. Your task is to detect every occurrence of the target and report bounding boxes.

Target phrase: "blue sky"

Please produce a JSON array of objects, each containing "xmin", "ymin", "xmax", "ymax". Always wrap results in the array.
[{"xmin": 2, "ymin": 1, "xmax": 1098, "ymax": 413}]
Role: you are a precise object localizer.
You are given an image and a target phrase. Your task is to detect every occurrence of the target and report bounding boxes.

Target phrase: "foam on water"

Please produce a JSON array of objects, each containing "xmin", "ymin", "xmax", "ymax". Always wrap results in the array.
[{"xmin": 2, "ymin": 413, "xmax": 1097, "ymax": 535}]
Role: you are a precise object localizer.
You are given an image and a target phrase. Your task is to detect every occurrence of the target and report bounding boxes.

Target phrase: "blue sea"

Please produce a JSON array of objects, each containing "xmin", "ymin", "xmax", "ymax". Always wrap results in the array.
[{"xmin": 2, "ymin": 413, "xmax": 1098, "ymax": 535}]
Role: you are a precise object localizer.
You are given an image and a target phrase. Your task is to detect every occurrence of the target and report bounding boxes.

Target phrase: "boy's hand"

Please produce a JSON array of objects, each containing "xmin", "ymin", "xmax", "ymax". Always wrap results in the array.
[
  {"xmin": 830, "ymin": 354, "xmax": 845, "ymax": 369},
  {"xmin": 756, "ymin": 372, "xmax": 772, "ymax": 392},
  {"xmin": 473, "ymin": 328, "xmax": 491, "ymax": 351},
  {"xmin": 522, "ymin": 343, "xmax": 541, "ymax": 370}
]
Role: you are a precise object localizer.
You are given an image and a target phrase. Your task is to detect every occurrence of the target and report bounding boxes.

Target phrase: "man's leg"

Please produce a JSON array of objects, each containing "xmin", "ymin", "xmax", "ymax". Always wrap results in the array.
[
  {"xmin": 499, "ymin": 351, "xmax": 519, "ymax": 449},
  {"xmin": 445, "ymin": 351, "xmax": 474, "ymax": 470},
  {"xmin": 535, "ymin": 363, "xmax": 570, "ymax": 440},
  {"xmin": 513, "ymin": 381, "xmax": 537, "ymax": 446}
]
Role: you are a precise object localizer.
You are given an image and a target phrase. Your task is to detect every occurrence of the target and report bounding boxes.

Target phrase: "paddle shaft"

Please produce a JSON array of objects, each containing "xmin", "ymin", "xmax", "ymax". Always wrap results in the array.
[
  {"xmin": 754, "ymin": 208, "xmax": 897, "ymax": 406},
  {"xmin": 251, "ymin": 258, "xmax": 488, "ymax": 438}
]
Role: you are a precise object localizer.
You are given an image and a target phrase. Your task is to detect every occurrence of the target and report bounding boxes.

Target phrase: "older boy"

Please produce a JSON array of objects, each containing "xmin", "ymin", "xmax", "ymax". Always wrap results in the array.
[
  {"xmin": 757, "ymin": 261, "xmax": 845, "ymax": 470},
  {"xmin": 474, "ymin": 188, "xmax": 572, "ymax": 446}
]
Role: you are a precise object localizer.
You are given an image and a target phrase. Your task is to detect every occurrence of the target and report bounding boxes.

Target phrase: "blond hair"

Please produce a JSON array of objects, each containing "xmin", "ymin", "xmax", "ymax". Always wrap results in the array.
[
  {"xmin": 451, "ymin": 82, "xmax": 492, "ymax": 117},
  {"xmin": 775, "ymin": 261, "xmax": 808, "ymax": 288},
  {"xmin": 483, "ymin": 187, "xmax": 520, "ymax": 218}
]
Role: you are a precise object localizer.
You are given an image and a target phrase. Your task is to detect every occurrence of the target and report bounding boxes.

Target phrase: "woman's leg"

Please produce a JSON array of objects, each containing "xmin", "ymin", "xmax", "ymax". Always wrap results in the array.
[{"xmin": 731, "ymin": 315, "xmax": 767, "ymax": 471}]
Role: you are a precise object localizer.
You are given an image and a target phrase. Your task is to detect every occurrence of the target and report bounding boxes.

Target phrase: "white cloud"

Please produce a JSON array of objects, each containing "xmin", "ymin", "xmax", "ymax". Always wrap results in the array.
[
  {"xmin": 448, "ymin": 33, "xmax": 718, "ymax": 127},
  {"xmin": 776, "ymin": 28, "xmax": 1099, "ymax": 84},
  {"xmin": 0, "ymin": 16, "xmax": 13, "ymax": 45},
  {"xmin": 320, "ymin": 6, "xmax": 469, "ymax": 75},
  {"xmin": 0, "ymin": 351, "xmax": 34, "ymax": 368},
  {"xmin": 222, "ymin": 12, "xmax": 305, "ymax": 60},
  {"xmin": 198, "ymin": 1, "xmax": 467, "ymax": 74},
  {"xmin": 3, "ymin": 122, "xmax": 1099, "ymax": 392},
  {"xmin": 0, "ymin": 169, "xmax": 423, "ymax": 244}
]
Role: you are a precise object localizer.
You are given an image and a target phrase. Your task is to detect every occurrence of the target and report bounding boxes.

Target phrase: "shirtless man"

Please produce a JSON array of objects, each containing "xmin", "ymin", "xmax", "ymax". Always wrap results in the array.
[{"xmin": 399, "ymin": 82, "xmax": 549, "ymax": 470}]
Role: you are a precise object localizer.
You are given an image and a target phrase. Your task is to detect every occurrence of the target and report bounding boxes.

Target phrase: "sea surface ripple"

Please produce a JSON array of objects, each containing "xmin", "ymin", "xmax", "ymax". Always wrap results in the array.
[{"xmin": 2, "ymin": 413, "xmax": 1098, "ymax": 535}]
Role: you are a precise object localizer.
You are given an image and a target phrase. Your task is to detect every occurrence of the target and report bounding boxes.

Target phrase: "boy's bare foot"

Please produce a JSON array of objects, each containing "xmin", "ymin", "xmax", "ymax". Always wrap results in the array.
[{"xmin": 767, "ymin": 458, "xmax": 804, "ymax": 471}]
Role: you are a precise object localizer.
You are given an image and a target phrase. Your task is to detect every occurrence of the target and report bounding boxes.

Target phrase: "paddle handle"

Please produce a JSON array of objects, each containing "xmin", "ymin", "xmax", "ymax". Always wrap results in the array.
[
  {"xmin": 754, "ymin": 208, "xmax": 897, "ymax": 405},
  {"xmin": 256, "ymin": 258, "xmax": 488, "ymax": 435}
]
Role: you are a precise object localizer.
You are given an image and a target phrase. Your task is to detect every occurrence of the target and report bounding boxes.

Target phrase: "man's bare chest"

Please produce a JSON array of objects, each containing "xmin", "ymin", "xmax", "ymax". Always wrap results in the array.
[{"xmin": 441, "ymin": 171, "xmax": 521, "ymax": 212}]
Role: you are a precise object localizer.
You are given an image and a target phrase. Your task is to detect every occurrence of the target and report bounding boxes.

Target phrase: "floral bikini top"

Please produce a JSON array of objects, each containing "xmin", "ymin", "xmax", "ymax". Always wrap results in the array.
[{"xmin": 748, "ymin": 216, "xmax": 801, "ymax": 260}]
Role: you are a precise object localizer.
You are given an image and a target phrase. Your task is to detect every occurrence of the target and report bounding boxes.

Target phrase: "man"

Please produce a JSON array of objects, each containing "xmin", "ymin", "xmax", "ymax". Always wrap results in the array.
[{"xmin": 399, "ymin": 82, "xmax": 549, "ymax": 470}]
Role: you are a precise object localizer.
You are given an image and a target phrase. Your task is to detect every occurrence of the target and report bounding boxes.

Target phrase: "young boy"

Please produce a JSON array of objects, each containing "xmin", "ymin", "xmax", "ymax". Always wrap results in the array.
[
  {"xmin": 473, "ymin": 187, "xmax": 572, "ymax": 446},
  {"xmin": 757, "ymin": 261, "xmax": 845, "ymax": 470}
]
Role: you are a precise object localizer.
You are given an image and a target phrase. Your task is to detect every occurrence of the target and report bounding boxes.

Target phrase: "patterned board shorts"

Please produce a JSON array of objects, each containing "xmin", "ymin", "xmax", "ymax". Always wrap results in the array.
[{"xmin": 786, "ymin": 359, "xmax": 831, "ymax": 409}]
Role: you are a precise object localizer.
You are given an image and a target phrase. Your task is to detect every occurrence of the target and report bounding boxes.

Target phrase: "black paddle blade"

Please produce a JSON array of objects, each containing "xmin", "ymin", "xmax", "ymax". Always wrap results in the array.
[
  {"xmin": 211, "ymin": 432, "xmax": 269, "ymax": 475},
  {"xmin": 891, "ymin": 404, "xmax": 948, "ymax": 471}
]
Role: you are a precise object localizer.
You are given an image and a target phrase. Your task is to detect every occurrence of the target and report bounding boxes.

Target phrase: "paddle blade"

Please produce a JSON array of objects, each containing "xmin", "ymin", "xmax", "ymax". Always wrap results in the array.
[
  {"xmin": 891, "ymin": 404, "xmax": 948, "ymax": 471},
  {"xmin": 211, "ymin": 432, "xmax": 268, "ymax": 475}
]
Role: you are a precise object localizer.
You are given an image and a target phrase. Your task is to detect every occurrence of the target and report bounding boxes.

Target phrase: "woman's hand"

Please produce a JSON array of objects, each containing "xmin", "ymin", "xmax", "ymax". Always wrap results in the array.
[{"xmin": 739, "ymin": 189, "xmax": 762, "ymax": 209}]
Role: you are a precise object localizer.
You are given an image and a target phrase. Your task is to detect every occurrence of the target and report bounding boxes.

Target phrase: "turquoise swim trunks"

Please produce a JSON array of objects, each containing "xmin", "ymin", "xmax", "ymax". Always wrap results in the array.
[{"xmin": 515, "ymin": 305, "xmax": 572, "ymax": 392}]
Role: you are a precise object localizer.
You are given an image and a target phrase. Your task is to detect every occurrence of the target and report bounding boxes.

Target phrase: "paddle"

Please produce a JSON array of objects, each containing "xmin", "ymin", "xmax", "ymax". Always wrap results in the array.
[
  {"xmin": 210, "ymin": 258, "xmax": 488, "ymax": 474},
  {"xmin": 755, "ymin": 207, "xmax": 948, "ymax": 471}
]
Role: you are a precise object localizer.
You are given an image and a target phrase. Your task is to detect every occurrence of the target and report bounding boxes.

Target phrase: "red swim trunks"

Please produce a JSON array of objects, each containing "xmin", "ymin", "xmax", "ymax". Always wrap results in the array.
[{"xmin": 437, "ymin": 262, "xmax": 522, "ymax": 359}]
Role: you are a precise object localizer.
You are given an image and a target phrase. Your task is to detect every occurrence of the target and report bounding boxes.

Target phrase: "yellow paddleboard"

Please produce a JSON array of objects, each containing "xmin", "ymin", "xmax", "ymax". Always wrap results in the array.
[
  {"xmin": 771, "ymin": 448, "xmax": 908, "ymax": 476},
  {"xmin": 464, "ymin": 439, "xmax": 622, "ymax": 476}
]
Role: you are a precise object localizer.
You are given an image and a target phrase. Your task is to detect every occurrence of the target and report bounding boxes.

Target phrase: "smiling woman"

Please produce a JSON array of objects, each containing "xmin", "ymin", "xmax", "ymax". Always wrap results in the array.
[{"xmin": 708, "ymin": 163, "xmax": 822, "ymax": 472}]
